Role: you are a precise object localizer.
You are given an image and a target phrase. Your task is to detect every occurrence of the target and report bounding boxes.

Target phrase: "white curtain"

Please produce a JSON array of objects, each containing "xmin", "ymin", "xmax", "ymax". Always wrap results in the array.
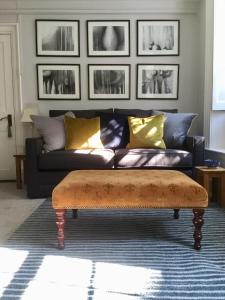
[{"xmin": 213, "ymin": 0, "xmax": 225, "ymax": 109}]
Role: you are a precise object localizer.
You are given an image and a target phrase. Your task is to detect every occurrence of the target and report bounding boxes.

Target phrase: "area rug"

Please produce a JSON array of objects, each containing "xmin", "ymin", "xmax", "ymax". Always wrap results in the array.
[{"xmin": 1, "ymin": 200, "xmax": 225, "ymax": 300}]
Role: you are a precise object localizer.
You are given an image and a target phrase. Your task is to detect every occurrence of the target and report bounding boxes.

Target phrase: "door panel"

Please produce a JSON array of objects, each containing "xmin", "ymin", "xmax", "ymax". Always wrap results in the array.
[{"xmin": 0, "ymin": 34, "xmax": 16, "ymax": 180}]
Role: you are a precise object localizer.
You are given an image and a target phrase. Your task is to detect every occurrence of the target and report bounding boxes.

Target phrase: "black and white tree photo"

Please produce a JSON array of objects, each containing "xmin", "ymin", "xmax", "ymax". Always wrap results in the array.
[
  {"xmin": 42, "ymin": 70, "xmax": 75, "ymax": 95},
  {"xmin": 92, "ymin": 26, "xmax": 125, "ymax": 51},
  {"xmin": 87, "ymin": 21, "xmax": 130, "ymax": 56},
  {"xmin": 94, "ymin": 70, "xmax": 125, "ymax": 94},
  {"xmin": 89, "ymin": 65, "xmax": 130, "ymax": 99},
  {"xmin": 37, "ymin": 64, "xmax": 80, "ymax": 100},
  {"xmin": 137, "ymin": 64, "xmax": 179, "ymax": 99},
  {"xmin": 36, "ymin": 20, "xmax": 79, "ymax": 56},
  {"xmin": 137, "ymin": 20, "xmax": 179, "ymax": 56}
]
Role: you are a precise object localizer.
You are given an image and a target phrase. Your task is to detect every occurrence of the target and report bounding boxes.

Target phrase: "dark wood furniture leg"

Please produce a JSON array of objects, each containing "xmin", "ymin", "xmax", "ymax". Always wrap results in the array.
[
  {"xmin": 15, "ymin": 157, "xmax": 22, "ymax": 189},
  {"xmin": 193, "ymin": 209, "xmax": 204, "ymax": 250},
  {"xmin": 56, "ymin": 209, "xmax": 66, "ymax": 249},
  {"xmin": 173, "ymin": 209, "xmax": 180, "ymax": 219},
  {"xmin": 72, "ymin": 209, "xmax": 78, "ymax": 219},
  {"xmin": 13, "ymin": 155, "xmax": 26, "ymax": 189}
]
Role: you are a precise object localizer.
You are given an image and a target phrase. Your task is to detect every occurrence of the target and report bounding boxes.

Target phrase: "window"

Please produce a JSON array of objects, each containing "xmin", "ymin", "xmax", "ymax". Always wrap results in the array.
[{"xmin": 213, "ymin": 0, "xmax": 225, "ymax": 110}]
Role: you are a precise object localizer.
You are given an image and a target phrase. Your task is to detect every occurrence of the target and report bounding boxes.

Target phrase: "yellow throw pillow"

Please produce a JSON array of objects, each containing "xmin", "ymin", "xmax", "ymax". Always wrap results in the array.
[
  {"xmin": 127, "ymin": 115, "xmax": 166, "ymax": 149},
  {"xmin": 64, "ymin": 116, "xmax": 104, "ymax": 149}
]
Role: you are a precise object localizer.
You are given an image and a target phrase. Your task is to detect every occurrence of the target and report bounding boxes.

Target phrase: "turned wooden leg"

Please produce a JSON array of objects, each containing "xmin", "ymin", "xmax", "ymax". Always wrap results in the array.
[
  {"xmin": 72, "ymin": 209, "xmax": 78, "ymax": 219},
  {"xmin": 56, "ymin": 209, "xmax": 66, "ymax": 250},
  {"xmin": 174, "ymin": 209, "xmax": 180, "ymax": 219},
  {"xmin": 193, "ymin": 209, "xmax": 204, "ymax": 250}
]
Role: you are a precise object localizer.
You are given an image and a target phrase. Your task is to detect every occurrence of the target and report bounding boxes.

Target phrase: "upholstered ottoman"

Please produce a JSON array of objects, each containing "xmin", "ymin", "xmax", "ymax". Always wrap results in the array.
[{"xmin": 52, "ymin": 170, "xmax": 208, "ymax": 250}]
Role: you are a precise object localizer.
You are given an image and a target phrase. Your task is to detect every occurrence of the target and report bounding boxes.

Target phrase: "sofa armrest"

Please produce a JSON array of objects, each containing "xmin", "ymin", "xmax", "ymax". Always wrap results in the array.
[
  {"xmin": 25, "ymin": 137, "xmax": 43, "ymax": 172},
  {"xmin": 185, "ymin": 136, "xmax": 205, "ymax": 166},
  {"xmin": 25, "ymin": 138, "xmax": 43, "ymax": 198},
  {"xmin": 25, "ymin": 137, "xmax": 43, "ymax": 160}
]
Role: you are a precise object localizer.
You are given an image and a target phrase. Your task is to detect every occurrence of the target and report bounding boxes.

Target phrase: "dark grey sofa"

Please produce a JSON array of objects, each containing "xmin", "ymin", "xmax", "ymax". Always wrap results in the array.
[{"xmin": 25, "ymin": 108, "xmax": 205, "ymax": 198}]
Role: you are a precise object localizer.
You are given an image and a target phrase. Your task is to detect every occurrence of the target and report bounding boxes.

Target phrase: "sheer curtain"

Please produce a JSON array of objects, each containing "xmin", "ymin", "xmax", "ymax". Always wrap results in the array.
[{"xmin": 213, "ymin": 0, "xmax": 225, "ymax": 110}]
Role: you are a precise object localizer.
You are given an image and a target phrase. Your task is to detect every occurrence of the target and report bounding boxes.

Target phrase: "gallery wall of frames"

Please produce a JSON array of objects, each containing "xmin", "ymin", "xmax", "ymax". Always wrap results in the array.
[{"xmin": 35, "ymin": 19, "xmax": 180, "ymax": 101}]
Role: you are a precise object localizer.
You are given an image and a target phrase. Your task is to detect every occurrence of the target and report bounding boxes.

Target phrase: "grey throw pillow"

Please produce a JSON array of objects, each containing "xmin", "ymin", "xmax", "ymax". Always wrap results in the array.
[
  {"xmin": 31, "ymin": 111, "xmax": 75, "ymax": 152},
  {"xmin": 152, "ymin": 110, "xmax": 198, "ymax": 149}
]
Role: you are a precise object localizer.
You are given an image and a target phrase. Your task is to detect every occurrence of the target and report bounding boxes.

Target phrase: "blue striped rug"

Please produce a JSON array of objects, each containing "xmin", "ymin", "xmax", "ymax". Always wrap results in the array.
[{"xmin": 1, "ymin": 200, "xmax": 225, "ymax": 300}]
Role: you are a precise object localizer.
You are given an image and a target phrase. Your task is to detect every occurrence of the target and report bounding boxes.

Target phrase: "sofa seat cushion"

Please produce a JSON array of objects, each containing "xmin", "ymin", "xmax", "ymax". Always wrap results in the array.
[
  {"xmin": 114, "ymin": 148, "xmax": 192, "ymax": 169},
  {"xmin": 38, "ymin": 149, "xmax": 115, "ymax": 171}
]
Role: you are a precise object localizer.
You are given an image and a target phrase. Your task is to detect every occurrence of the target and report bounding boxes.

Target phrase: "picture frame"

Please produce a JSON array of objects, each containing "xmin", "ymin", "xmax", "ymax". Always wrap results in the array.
[
  {"xmin": 137, "ymin": 64, "xmax": 179, "ymax": 100},
  {"xmin": 137, "ymin": 20, "xmax": 180, "ymax": 56},
  {"xmin": 35, "ymin": 20, "xmax": 80, "ymax": 56},
  {"xmin": 37, "ymin": 64, "xmax": 81, "ymax": 100},
  {"xmin": 88, "ymin": 64, "xmax": 130, "ymax": 100},
  {"xmin": 87, "ymin": 20, "xmax": 130, "ymax": 57}
]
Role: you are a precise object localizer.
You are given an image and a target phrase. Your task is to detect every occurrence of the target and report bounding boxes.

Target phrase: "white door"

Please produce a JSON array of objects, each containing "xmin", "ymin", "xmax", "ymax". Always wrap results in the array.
[{"xmin": 0, "ymin": 34, "xmax": 16, "ymax": 180}]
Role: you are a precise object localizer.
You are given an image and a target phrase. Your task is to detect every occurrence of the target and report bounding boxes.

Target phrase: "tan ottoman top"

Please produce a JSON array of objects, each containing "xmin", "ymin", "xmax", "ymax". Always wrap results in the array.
[{"xmin": 52, "ymin": 170, "xmax": 208, "ymax": 209}]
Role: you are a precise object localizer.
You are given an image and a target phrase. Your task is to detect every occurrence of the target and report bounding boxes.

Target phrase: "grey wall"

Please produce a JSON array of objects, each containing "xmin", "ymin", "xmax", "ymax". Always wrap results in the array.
[{"xmin": 0, "ymin": 0, "xmax": 203, "ymax": 141}]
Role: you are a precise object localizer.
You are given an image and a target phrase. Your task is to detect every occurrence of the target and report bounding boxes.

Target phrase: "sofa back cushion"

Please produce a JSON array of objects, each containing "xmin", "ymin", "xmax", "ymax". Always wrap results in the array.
[
  {"xmin": 48, "ymin": 109, "xmax": 179, "ymax": 150},
  {"xmin": 64, "ymin": 116, "xmax": 104, "ymax": 149},
  {"xmin": 114, "ymin": 108, "xmax": 177, "ymax": 148},
  {"xmin": 31, "ymin": 111, "xmax": 75, "ymax": 152},
  {"xmin": 113, "ymin": 109, "xmax": 154, "ymax": 147},
  {"xmin": 99, "ymin": 112, "xmax": 127, "ymax": 149},
  {"xmin": 49, "ymin": 109, "xmax": 113, "ymax": 118},
  {"xmin": 152, "ymin": 110, "xmax": 198, "ymax": 149},
  {"xmin": 127, "ymin": 115, "xmax": 166, "ymax": 149}
]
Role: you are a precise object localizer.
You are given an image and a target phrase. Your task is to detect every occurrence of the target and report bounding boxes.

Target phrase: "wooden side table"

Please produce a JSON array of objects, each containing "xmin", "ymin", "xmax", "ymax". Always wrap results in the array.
[
  {"xmin": 195, "ymin": 166, "xmax": 225, "ymax": 207},
  {"xmin": 13, "ymin": 154, "xmax": 26, "ymax": 189}
]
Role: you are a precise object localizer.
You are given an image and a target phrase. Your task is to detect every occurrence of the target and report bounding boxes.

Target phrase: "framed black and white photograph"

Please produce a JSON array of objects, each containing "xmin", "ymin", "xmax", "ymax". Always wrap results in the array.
[
  {"xmin": 37, "ymin": 64, "xmax": 81, "ymax": 100},
  {"xmin": 88, "ymin": 64, "xmax": 130, "ymax": 100},
  {"xmin": 87, "ymin": 20, "xmax": 130, "ymax": 56},
  {"xmin": 137, "ymin": 20, "xmax": 180, "ymax": 56},
  {"xmin": 137, "ymin": 64, "xmax": 179, "ymax": 100},
  {"xmin": 35, "ymin": 20, "xmax": 80, "ymax": 56}
]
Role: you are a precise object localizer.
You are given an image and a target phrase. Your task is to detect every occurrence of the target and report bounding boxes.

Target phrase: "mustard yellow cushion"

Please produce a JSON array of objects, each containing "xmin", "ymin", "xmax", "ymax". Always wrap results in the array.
[
  {"xmin": 64, "ymin": 116, "xmax": 104, "ymax": 149},
  {"xmin": 127, "ymin": 115, "xmax": 166, "ymax": 149}
]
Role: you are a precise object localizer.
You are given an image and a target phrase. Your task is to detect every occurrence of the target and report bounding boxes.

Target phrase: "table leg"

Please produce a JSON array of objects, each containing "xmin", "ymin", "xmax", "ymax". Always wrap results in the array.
[
  {"xmin": 193, "ymin": 209, "xmax": 204, "ymax": 250},
  {"xmin": 72, "ymin": 209, "xmax": 78, "ymax": 219},
  {"xmin": 203, "ymin": 175, "xmax": 210, "ymax": 198},
  {"xmin": 22, "ymin": 159, "xmax": 26, "ymax": 184},
  {"xmin": 15, "ymin": 157, "xmax": 22, "ymax": 189},
  {"xmin": 196, "ymin": 171, "xmax": 203, "ymax": 185},
  {"xmin": 173, "ymin": 209, "xmax": 180, "ymax": 219},
  {"xmin": 219, "ymin": 174, "xmax": 225, "ymax": 208},
  {"xmin": 56, "ymin": 209, "xmax": 66, "ymax": 249}
]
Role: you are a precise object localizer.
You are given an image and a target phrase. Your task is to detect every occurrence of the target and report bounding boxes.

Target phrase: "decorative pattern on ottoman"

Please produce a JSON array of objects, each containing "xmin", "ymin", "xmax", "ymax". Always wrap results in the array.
[{"xmin": 52, "ymin": 170, "xmax": 208, "ymax": 250}]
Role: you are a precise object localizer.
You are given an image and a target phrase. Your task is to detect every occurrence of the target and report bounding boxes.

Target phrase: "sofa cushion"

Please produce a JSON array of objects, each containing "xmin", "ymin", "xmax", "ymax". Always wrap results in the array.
[
  {"xmin": 99, "ymin": 112, "xmax": 126, "ymax": 149},
  {"xmin": 64, "ymin": 116, "xmax": 104, "ymax": 149},
  {"xmin": 114, "ymin": 148, "xmax": 192, "ymax": 169},
  {"xmin": 127, "ymin": 115, "xmax": 166, "ymax": 149},
  {"xmin": 152, "ymin": 110, "xmax": 198, "ymax": 149},
  {"xmin": 114, "ymin": 108, "xmax": 177, "ymax": 116},
  {"xmin": 31, "ymin": 111, "xmax": 75, "ymax": 152},
  {"xmin": 114, "ymin": 109, "xmax": 153, "ymax": 147},
  {"xmin": 38, "ymin": 149, "xmax": 115, "ymax": 171},
  {"xmin": 113, "ymin": 109, "xmax": 178, "ymax": 147},
  {"xmin": 49, "ymin": 109, "xmax": 113, "ymax": 118},
  {"xmin": 114, "ymin": 108, "xmax": 153, "ymax": 117}
]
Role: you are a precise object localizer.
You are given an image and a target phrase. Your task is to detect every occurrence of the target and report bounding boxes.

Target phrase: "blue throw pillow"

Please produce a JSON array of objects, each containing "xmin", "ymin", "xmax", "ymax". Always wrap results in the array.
[
  {"xmin": 152, "ymin": 110, "xmax": 198, "ymax": 149},
  {"xmin": 99, "ymin": 113, "xmax": 127, "ymax": 149}
]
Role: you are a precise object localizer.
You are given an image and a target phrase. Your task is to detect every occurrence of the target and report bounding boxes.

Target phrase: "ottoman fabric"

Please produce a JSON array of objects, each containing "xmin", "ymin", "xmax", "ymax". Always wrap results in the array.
[{"xmin": 52, "ymin": 170, "xmax": 208, "ymax": 209}]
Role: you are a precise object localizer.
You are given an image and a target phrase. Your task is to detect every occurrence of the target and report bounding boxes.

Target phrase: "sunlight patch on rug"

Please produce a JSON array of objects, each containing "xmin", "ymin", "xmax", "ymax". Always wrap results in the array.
[
  {"xmin": 0, "ymin": 248, "xmax": 29, "ymax": 298},
  {"xmin": 19, "ymin": 255, "xmax": 162, "ymax": 300}
]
